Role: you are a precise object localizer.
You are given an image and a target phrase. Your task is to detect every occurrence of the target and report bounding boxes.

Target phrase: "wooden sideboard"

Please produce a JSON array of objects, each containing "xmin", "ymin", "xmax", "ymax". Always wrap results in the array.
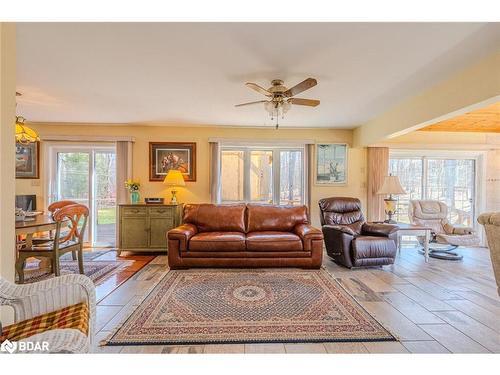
[{"xmin": 118, "ymin": 204, "xmax": 183, "ymax": 254}]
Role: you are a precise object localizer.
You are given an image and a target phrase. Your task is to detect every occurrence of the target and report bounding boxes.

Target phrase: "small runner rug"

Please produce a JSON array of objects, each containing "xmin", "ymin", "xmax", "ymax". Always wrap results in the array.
[
  {"xmin": 23, "ymin": 251, "xmax": 133, "ymax": 286},
  {"xmin": 104, "ymin": 269, "xmax": 396, "ymax": 345}
]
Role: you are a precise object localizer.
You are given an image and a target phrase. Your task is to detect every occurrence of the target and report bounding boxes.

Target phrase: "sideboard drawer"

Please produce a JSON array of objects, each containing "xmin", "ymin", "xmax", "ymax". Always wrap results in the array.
[
  {"xmin": 121, "ymin": 206, "xmax": 147, "ymax": 216},
  {"xmin": 148, "ymin": 206, "xmax": 174, "ymax": 217}
]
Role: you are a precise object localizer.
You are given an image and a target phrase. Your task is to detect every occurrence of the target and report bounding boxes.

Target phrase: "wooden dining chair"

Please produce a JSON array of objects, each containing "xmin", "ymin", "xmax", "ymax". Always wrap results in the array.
[
  {"xmin": 16, "ymin": 204, "xmax": 89, "ymax": 284},
  {"xmin": 32, "ymin": 200, "xmax": 78, "ymax": 246}
]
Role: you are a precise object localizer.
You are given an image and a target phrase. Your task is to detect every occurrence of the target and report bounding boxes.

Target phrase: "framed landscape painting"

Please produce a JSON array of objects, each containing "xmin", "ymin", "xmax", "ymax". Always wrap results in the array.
[
  {"xmin": 315, "ymin": 143, "xmax": 348, "ymax": 185},
  {"xmin": 149, "ymin": 142, "xmax": 196, "ymax": 181},
  {"xmin": 16, "ymin": 141, "xmax": 40, "ymax": 179}
]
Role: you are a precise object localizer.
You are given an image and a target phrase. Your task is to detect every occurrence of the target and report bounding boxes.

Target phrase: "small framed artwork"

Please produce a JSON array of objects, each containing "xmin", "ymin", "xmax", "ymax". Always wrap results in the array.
[
  {"xmin": 149, "ymin": 142, "xmax": 196, "ymax": 181},
  {"xmin": 16, "ymin": 141, "xmax": 40, "ymax": 179},
  {"xmin": 315, "ymin": 143, "xmax": 348, "ymax": 185}
]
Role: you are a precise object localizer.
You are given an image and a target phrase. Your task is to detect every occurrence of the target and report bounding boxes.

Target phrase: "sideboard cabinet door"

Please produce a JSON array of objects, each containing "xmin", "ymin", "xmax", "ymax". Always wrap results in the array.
[
  {"xmin": 149, "ymin": 217, "xmax": 173, "ymax": 248},
  {"xmin": 121, "ymin": 217, "xmax": 149, "ymax": 248}
]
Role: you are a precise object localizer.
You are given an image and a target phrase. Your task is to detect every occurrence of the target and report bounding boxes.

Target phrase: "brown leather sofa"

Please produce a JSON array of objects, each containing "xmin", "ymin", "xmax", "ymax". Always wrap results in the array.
[
  {"xmin": 167, "ymin": 203, "xmax": 323, "ymax": 269},
  {"xmin": 318, "ymin": 197, "xmax": 398, "ymax": 268}
]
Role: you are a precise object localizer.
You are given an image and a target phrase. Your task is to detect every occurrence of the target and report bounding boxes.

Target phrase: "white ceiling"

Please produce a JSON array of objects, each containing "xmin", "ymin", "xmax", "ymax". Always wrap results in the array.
[{"xmin": 16, "ymin": 23, "xmax": 500, "ymax": 128}]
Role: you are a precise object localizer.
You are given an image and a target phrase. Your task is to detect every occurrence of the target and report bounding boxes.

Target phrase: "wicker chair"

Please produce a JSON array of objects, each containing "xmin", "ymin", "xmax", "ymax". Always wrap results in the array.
[
  {"xmin": 0, "ymin": 274, "xmax": 95, "ymax": 353},
  {"xmin": 408, "ymin": 200, "xmax": 479, "ymax": 260},
  {"xmin": 478, "ymin": 212, "xmax": 500, "ymax": 296}
]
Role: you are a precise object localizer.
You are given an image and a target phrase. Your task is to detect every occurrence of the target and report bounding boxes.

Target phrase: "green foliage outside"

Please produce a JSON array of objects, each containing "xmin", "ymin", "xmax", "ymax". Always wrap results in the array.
[{"xmin": 97, "ymin": 207, "xmax": 116, "ymax": 225}]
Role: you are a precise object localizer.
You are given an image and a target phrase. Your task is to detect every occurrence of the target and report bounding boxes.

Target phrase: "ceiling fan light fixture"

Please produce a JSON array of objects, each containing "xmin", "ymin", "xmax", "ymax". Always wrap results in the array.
[
  {"xmin": 237, "ymin": 78, "xmax": 319, "ymax": 129},
  {"xmin": 264, "ymin": 101, "xmax": 275, "ymax": 116},
  {"xmin": 282, "ymin": 100, "xmax": 291, "ymax": 114}
]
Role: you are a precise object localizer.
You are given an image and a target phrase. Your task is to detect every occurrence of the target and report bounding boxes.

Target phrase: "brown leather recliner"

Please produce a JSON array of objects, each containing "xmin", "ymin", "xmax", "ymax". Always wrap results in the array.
[
  {"xmin": 318, "ymin": 197, "xmax": 398, "ymax": 268},
  {"xmin": 168, "ymin": 203, "xmax": 324, "ymax": 269}
]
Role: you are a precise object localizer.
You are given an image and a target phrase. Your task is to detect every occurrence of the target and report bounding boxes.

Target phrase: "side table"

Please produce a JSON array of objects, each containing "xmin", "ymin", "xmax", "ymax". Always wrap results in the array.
[{"xmin": 394, "ymin": 223, "xmax": 432, "ymax": 263}]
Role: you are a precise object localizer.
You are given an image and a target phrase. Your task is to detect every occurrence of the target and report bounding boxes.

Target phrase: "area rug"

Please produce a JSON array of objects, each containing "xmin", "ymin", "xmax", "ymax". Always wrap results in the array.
[
  {"xmin": 104, "ymin": 269, "xmax": 396, "ymax": 345},
  {"xmin": 23, "ymin": 252, "xmax": 133, "ymax": 285}
]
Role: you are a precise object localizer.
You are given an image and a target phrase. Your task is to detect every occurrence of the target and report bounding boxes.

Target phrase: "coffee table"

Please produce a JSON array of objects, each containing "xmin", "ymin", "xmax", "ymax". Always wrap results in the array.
[{"xmin": 394, "ymin": 223, "xmax": 432, "ymax": 263}]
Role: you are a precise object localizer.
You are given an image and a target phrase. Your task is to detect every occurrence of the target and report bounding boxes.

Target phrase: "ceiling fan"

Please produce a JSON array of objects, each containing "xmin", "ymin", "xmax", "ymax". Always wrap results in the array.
[{"xmin": 235, "ymin": 78, "xmax": 320, "ymax": 129}]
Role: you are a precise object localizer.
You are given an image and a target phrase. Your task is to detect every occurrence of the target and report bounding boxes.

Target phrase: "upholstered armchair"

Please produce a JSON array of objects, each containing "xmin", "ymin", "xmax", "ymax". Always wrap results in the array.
[
  {"xmin": 478, "ymin": 212, "xmax": 500, "ymax": 296},
  {"xmin": 318, "ymin": 197, "xmax": 398, "ymax": 268},
  {"xmin": 409, "ymin": 200, "xmax": 479, "ymax": 260},
  {"xmin": 0, "ymin": 274, "xmax": 95, "ymax": 353}
]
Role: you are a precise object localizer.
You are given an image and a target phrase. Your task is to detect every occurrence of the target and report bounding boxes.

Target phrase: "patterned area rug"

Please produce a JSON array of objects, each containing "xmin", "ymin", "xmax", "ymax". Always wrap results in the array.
[
  {"xmin": 105, "ymin": 269, "xmax": 396, "ymax": 345},
  {"xmin": 23, "ymin": 251, "xmax": 132, "ymax": 285}
]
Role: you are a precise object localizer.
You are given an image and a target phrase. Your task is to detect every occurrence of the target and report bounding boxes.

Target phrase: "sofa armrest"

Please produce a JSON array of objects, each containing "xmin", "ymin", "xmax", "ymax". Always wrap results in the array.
[
  {"xmin": 478, "ymin": 212, "xmax": 500, "ymax": 226},
  {"xmin": 167, "ymin": 224, "xmax": 198, "ymax": 251},
  {"xmin": 294, "ymin": 223, "xmax": 323, "ymax": 239},
  {"xmin": 362, "ymin": 223, "xmax": 398, "ymax": 237},
  {"xmin": 294, "ymin": 224, "xmax": 323, "ymax": 251}
]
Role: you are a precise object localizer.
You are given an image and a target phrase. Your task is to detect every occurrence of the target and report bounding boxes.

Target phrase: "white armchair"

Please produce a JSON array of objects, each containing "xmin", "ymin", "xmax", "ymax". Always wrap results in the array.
[
  {"xmin": 409, "ymin": 200, "xmax": 479, "ymax": 260},
  {"xmin": 0, "ymin": 274, "xmax": 95, "ymax": 353}
]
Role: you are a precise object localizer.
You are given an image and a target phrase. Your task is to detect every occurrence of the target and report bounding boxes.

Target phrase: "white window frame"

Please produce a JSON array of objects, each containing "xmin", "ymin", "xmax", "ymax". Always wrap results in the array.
[{"xmin": 219, "ymin": 144, "xmax": 306, "ymax": 206}]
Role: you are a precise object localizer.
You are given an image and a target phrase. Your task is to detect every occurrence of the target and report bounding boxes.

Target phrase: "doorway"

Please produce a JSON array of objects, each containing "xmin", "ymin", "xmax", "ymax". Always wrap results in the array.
[{"xmin": 47, "ymin": 143, "xmax": 117, "ymax": 247}]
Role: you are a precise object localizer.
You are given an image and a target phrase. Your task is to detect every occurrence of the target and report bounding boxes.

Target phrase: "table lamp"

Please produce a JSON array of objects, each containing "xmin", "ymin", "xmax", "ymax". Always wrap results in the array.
[
  {"xmin": 163, "ymin": 169, "xmax": 185, "ymax": 204},
  {"xmin": 376, "ymin": 174, "xmax": 406, "ymax": 224}
]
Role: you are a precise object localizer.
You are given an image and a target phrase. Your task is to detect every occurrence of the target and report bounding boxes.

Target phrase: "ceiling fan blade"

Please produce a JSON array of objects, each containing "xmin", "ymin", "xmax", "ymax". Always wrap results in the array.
[
  {"xmin": 288, "ymin": 98, "xmax": 320, "ymax": 107},
  {"xmin": 235, "ymin": 100, "xmax": 269, "ymax": 107},
  {"xmin": 245, "ymin": 82, "xmax": 272, "ymax": 97},
  {"xmin": 284, "ymin": 78, "xmax": 317, "ymax": 97}
]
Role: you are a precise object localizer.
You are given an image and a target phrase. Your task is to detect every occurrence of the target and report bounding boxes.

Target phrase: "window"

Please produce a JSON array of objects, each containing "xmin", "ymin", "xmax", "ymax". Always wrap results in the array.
[
  {"xmin": 389, "ymin": 153, "xmax": 476, "ymax": 226},
  {"xmin": 220, "ymin": 146, "xmax": 305, "ymax": 205}
]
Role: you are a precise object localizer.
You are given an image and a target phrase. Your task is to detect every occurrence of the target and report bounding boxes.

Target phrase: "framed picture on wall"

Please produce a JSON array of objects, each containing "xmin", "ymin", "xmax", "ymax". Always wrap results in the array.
[
  {"xmin": 16, "ymin": 141, "xmax": 40, "ymax": 179},
  {"xmin": 315, "ymin": 143, "xmax": 348, "ymax": 185},
  {"xmin": 149, "ymin": 142, "xmax": 196, "ymax": 181}
]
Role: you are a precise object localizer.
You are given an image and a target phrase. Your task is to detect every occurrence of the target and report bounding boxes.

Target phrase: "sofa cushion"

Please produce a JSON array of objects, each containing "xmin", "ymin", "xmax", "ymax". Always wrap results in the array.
[
  {"xmin": 183, "ymin": 204, "xmax": 246, "ymax": 233},
  {"xmin": 189, "ymin": 232, "xmax": 246, "ymax": 252},
  {"xmin": 246, "ymin": 231, "xmax": 303, "ymax": 252},
  {"xmin": 352, "ymin": 236, "xmax": 396, "ymax": 260},
  {"xmin": 246, "ymin": 204, "xmax": 308, "ymax": 232},
  {"xmin": 0, "ymin": 302, "xmax": 89, "ymax": 343}
]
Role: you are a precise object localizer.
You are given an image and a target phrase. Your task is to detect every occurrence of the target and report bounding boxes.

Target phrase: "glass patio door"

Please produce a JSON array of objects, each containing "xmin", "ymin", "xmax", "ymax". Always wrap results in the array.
[
  {"xmin": 49, "ymin": 145, "xmax": 116, "ymax": 247},
  {"xmin": 426, "ymin": 158, "xmax": 475, "ymax": 227},
  {"xmin": 389, "ymin": 155, "xmax": 476, "ymax": 226}
]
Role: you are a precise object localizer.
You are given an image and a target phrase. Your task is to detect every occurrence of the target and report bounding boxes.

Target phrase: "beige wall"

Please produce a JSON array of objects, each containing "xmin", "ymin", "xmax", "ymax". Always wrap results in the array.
[
  {"xmin": 17, "ymin": 124, "xmax": 367, "ymax": 227},
  {"xmin": 486, "ymin": 149, "xmax": 500, "ymax": 212}
]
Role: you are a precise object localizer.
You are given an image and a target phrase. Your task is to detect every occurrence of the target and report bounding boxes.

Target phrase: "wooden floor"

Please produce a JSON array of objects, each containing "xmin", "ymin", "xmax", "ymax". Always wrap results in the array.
[{"xmin": 93, "ymin": 245, "xmax": 500, "ymax": 354}]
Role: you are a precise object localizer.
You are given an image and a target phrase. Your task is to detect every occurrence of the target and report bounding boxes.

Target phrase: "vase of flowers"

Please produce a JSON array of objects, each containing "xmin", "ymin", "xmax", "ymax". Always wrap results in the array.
[{"xmin": 125, "ymin": 179, "xmax": 141, "ymax": 204}]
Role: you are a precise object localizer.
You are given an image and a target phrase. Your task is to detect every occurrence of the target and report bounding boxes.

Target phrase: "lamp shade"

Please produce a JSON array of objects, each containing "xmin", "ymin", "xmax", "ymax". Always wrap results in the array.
[
  {"xmin": 377, "ymin": 175, "xmax": 406, "ymax": 195},
  {"xmin": 163, "ymin": 169, "xmax": 186, "ymax": 187},
  {"xmin": 15, "ymin": 116, "xmax": 40, "ymax": 144}
]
